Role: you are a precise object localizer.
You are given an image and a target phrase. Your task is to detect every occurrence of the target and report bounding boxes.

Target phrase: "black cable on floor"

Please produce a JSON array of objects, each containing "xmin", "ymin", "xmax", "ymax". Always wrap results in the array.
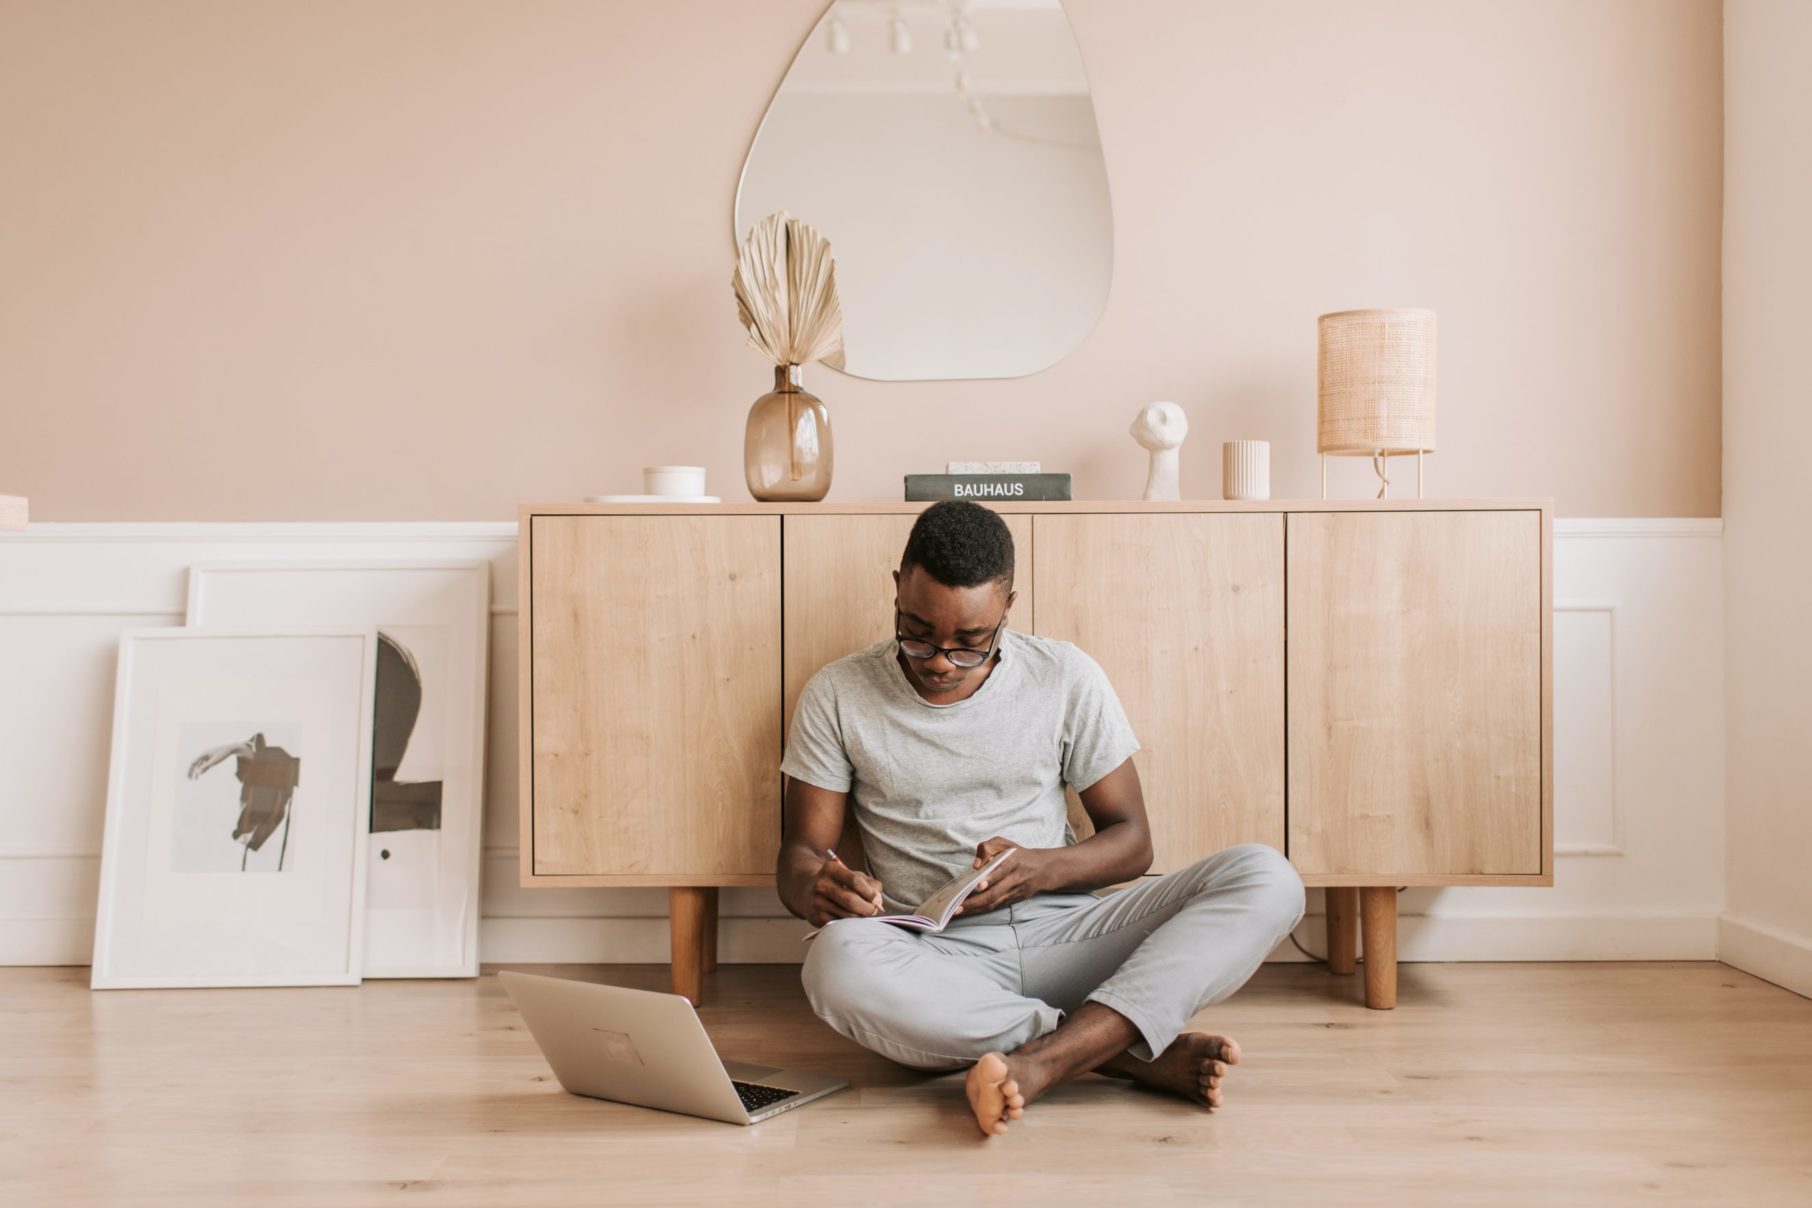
[{"xmin": 1287, "ymin": 887, "xmax": 1405, "ymax": 967}]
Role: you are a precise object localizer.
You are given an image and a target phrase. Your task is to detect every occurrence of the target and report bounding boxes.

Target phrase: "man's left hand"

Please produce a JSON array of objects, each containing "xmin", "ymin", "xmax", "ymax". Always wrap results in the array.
[{"xmin": 957, "ymin": 836, "xmax": 1053, "ymax": 915}]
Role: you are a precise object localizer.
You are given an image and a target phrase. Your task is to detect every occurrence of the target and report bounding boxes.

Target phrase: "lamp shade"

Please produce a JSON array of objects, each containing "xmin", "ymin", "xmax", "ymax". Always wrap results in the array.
[{"xmin": 1317, "ymin": 308, "xmax": 1437, "ymax": 455}]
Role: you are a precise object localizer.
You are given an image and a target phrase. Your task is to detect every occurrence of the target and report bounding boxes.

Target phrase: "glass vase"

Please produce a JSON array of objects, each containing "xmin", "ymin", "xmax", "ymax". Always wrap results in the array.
[{"xmin": 744, "ymin": 363, "xmax": 833, "ymax": 502}]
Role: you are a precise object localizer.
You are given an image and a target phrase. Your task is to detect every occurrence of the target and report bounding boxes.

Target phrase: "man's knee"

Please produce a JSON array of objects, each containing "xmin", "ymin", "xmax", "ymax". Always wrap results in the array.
[
  {"xmin": 800, "ymin": 922, "xmax": 883, "ymax": 1021},
  {"xmin": 799, "ymin": 926, "xmax": 1012, "ymax": 1070},
  {"xmin": 801, "ymin": 925, "xmax": 1060, "ymax": 1069},
  {"xmin": 1208, "ymin": 842, "xmax": 1306, "ymax": 930},
  {"xmin": 1238, "ymin": 842, "xmax": 1308, "ymax": 929}
]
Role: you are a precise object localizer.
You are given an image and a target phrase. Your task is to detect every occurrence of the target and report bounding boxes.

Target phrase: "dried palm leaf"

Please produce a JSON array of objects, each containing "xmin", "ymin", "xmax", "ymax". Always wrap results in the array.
[{"xmin": 732, "ymin": 211, "xmax": 846, "ymax": 370}]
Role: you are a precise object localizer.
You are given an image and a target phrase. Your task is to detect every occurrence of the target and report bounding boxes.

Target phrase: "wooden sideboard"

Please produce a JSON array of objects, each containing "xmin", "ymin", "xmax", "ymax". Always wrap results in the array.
[{"xmin": 518, "ymin": 500, "xmax": 1553, "ymax": 1009}]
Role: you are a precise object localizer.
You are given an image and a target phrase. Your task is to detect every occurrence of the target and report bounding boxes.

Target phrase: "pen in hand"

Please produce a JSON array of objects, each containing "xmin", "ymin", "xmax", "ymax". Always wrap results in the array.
[{"xmin": 825, "ymin": 848, "xmax": 883, "ymax": 916}]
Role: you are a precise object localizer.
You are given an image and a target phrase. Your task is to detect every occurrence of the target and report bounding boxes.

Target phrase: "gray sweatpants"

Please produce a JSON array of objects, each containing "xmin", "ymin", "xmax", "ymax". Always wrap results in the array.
[{"xmin": 800, "ymin": 842, "xmax": 1306, "ymax": 1070}]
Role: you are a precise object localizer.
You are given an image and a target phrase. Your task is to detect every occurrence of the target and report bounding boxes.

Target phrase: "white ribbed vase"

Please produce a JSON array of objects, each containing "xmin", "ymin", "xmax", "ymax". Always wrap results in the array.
[{"xmin": 1222, "ymin": 440, "xmax": 1270, "ymax": 501}]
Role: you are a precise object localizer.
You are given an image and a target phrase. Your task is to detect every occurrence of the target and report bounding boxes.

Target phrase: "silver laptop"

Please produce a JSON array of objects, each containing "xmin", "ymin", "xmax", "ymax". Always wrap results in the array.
[{"xmin": 498, "ymin": 970, "xmax": 848, "ymax": 1125}]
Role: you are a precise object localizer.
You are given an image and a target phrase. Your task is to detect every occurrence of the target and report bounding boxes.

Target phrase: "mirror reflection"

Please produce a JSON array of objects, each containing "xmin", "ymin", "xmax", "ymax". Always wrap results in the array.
[{"xmin": 736, "ymin": 0, "xmax": 1113, "ymax": 382}]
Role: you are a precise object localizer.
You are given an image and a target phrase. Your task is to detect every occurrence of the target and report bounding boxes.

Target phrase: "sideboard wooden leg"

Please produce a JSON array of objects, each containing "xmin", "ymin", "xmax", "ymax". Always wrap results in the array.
[
  {"xmin": 1326, "ymin": 887, "xmax": 1359, "ymax": 975},
  {"xmin": 669, "ymin": 887, "xmax": 708, "ymax": 1005},
  {"xmin": 701, "ymin": 887, "xmax": 719, "ymax": 974},
  {"xmin": 1359, "ymin": 887, "xmax": 1398, "ymax": 1009}
]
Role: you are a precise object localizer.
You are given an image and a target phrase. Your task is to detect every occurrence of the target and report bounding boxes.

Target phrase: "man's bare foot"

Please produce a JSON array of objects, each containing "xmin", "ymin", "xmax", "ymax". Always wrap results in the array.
[
  {"xmin": 964, "ymin": 1052, "xmax": 1027, "ymax": 1137},
  {"xmin": 1096, "ymin": 1032, "xmax": 1241, "ymax": 1108}
]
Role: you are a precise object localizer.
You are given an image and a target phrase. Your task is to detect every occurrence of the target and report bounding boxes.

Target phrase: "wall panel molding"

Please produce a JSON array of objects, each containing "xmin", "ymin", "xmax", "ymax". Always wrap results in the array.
[
  {"xmin": 0, "ymin": 520, "xmax": 1727, "ymax": 966},
  {"xmin": 0, "ymin": 522, "xmax": 519, "ymax": 544},
  {"xmin": 1553, "ymin": 518, "xmax": 1723, "ymax": 539},
  {"xmin": 1553, "ymin": 601, "xmax": 1622, "ymax": 857}
]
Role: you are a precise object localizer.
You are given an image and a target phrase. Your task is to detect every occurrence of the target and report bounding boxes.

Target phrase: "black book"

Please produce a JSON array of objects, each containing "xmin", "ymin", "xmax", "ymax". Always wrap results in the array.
[{"xmin": 904, "ymin": 473, "xmax": 1073, "ymax": 502}]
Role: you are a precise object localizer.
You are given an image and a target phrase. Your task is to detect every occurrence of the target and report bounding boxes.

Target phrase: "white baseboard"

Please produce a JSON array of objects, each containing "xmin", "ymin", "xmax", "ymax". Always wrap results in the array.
[
  {"xmin": 7, "ymin": 910, "xmax": 1724, "ymax": 969},
  {"xmin": 477, "ymin": 910, "xmax": 1722, "ymax": 966},
  {"xmin": 478, "ymin": 916, "xmax": 819, "ymax": 965},
  {"xmin": 1717, "ymin": 911, "xmax": 1812, "ymax": 999},
  {"xmin": 1352, "ymin": 911, "xmax": 1719, "ymax": 962},
  {"xmin": 0, "ymin": 919, "xmax": 95, "ymax": 967}
]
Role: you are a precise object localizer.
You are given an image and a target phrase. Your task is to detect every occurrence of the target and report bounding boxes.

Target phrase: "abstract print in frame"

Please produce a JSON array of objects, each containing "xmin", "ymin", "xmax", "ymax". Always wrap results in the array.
[
  {"xmin": 92, "ymin": 629, "xmax": 377, "ymax": 989},
  {"xmin": 186, "ymin": 560, "xmax": 491, "ymax": 978}
]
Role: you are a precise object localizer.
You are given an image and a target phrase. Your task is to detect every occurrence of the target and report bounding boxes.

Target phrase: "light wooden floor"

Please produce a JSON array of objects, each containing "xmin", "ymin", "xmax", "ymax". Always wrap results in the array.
[{"xmin": 2, "ymin": 960, "xmax": 1808, "ymax": 1207}]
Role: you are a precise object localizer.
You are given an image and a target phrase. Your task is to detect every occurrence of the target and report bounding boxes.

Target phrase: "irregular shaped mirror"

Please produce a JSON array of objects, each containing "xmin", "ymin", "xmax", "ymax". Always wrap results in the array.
[{"xmin": 736, "ymin": 0, "xmax": 1113, "ymax": 382}]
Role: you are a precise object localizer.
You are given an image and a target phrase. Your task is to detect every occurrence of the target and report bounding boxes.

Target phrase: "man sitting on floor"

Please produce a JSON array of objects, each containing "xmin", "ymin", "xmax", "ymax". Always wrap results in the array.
[{"xmin": 776, "ymin": 500, "xmax": 1306, "ymax": 1137}]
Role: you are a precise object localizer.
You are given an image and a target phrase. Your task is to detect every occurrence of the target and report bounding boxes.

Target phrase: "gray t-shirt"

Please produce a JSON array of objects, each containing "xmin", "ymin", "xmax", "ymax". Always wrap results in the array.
[{"xmin": 780, "ymin": 629, "xmax": 1141, "ymax": 911}]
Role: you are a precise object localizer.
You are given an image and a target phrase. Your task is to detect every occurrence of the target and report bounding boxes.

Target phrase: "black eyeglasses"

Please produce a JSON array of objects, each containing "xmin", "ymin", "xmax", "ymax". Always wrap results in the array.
[{"xmin": 894, "ymin": 606, "xmax": 1007, "ymax": 669}]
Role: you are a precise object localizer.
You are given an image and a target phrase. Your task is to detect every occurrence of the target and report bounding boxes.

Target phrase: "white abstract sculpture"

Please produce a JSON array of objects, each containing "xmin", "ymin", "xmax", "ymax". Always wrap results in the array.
[{"xmin": 1130, "ymin": 402, "xmax": 1189, "ymax": 501}]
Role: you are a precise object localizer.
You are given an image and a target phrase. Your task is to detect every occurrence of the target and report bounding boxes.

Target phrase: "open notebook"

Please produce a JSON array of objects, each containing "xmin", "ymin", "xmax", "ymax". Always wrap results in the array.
[{"xmin": 803, "ymin": 847, "xmax": 1015, "ymax": 940}]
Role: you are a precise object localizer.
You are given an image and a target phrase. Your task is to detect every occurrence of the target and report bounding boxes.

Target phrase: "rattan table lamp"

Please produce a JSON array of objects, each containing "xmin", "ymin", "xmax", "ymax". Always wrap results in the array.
[{"xmin": 1317, "ymin": 308, "xmax": 1436, "ymax": 498}]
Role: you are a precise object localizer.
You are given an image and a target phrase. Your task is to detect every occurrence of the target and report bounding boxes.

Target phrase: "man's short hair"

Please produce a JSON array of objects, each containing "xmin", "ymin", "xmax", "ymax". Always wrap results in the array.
[{"xmin": 900, "ymin": 500, "xmax": 1015, "ymax": 590}]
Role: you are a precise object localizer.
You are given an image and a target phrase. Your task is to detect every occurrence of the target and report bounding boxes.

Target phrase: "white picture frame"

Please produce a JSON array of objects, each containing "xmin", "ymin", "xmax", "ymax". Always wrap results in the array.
[
  {"xmin": 185, "ymin": 560, "xmax": 491, "ymax": 978},
  {"xmin": 92, "ymin": 629, "xmax": 378, "ymax": 989}
]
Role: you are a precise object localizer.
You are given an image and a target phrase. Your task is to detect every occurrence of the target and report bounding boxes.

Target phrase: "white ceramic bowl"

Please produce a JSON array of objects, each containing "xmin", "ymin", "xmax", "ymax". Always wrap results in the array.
[{"xmin": 644, "ymin": 465, "xmax": 707, "ymax": 497}]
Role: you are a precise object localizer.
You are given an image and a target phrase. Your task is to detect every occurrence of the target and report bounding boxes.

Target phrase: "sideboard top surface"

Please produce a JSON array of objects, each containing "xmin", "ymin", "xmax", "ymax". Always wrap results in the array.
[{"xmin": 520, "ymin": 498, "xmax": 1554, "ymax": 519}]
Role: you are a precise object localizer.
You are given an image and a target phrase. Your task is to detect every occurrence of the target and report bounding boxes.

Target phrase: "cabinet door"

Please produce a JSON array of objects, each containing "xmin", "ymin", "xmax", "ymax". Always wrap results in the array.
[
  {"xmin": 1033, "ymin": 513, "xmax": 1286, "ymax": 870},
  {"xmin": 528, "ymin": 515, "xmax": 781, "ymax": 879},
  {"xmin": 1287, "ymin": 510, "xmax": 1542, "ymax": 878}
]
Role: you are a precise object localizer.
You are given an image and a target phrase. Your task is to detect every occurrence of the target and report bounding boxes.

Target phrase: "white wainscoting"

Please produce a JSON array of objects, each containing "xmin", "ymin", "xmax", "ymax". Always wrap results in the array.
[{"xmin": 0, "ymin": 518, "xmax": 1729, "ymax": 968}]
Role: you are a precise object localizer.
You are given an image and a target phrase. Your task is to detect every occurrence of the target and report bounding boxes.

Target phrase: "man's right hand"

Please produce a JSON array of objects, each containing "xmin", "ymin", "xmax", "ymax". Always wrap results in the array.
[{"xmin": 810, "ymin": 858, "xmax": 885, "ymax": 927}]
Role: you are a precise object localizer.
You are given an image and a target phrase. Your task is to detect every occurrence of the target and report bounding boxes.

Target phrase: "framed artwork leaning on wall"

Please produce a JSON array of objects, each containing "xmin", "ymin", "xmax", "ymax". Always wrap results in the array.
[
  {"xmin": 91, "ymin": 629, "xmax": 378, "ymax": 989},
  {"xmin": 185, "ymin": 560, "xmax": 492, "ymax": 978}
]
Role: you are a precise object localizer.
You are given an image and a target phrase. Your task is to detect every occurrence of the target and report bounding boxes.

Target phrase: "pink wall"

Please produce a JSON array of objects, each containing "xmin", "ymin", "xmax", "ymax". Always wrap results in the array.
[{"xmin": 0, "ymin": 0, "xmax": 1721, "ymax": 520}]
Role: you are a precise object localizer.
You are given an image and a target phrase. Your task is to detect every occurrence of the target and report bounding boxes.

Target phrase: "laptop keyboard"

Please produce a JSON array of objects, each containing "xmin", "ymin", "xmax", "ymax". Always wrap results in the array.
[{"xmin": 732, "ymin": 1081, "xmax": 801, "ymax": 1113}]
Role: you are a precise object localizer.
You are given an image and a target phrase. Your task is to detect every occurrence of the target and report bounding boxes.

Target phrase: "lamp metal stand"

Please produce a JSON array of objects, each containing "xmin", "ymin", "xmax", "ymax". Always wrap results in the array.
[{"xmin": 1318, "ymin": 453, "xmax": 1426, "ymax": 501}]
